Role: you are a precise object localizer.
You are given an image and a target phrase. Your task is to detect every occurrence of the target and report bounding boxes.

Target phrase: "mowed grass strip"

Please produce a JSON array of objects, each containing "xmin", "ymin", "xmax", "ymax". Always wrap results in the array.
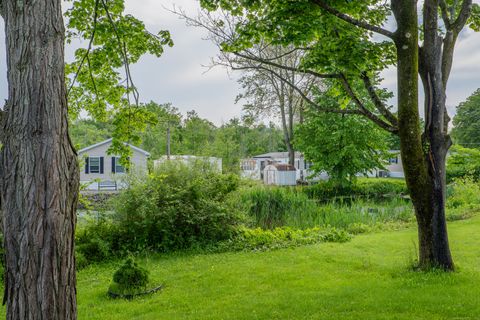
[{"xmin": 4, "ymin": 217, "xmax": 480, "ymax": 319}]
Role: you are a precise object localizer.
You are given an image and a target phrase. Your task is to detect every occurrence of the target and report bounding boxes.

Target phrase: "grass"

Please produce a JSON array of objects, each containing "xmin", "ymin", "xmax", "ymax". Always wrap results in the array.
[
  {"xmin": 16, "ymin": 215, "xmax": 479, "ymax": 319},
  {"xmin": 234, "ymin": 186, "xmax": 414, "ymax": 230}
]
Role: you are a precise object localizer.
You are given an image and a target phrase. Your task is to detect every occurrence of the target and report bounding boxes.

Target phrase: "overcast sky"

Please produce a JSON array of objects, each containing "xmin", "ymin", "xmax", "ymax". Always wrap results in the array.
[{"xmin": 1, "ymin": 0, "xmax": 480, "ymax": 125}]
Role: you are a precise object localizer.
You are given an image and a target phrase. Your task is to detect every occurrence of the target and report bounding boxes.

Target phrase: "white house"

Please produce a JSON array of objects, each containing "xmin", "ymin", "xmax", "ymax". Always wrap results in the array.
[
  {"xmin": 371, "ymin": 150, "xmax": 405, "ymax": 178},
  {"xmin": 78, "ymin": 138, "xmax": 150, "ymax": 191},
  {"xmin": 240, "ymin": 152, "xmax": 319, "ymax": 182},
  {"xmin": 153, "ymin": 155, "xmax": 222, "ymax": 173}
]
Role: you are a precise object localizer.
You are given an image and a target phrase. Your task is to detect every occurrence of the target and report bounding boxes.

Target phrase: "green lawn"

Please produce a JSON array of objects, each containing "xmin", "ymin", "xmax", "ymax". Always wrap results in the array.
[
  {"xmin": 71, "ymin": 216, "xmax": 480, "ymax": 320},
  {"xmin": 5, "ymin": 217, "xmax": 480, "ymax": 319}
]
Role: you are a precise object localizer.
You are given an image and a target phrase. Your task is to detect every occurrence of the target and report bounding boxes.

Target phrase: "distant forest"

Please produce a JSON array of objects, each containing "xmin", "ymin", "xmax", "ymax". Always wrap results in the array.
[{"xmin": 70, "ymin": 102, "xmax": 287, "ymax": 173}]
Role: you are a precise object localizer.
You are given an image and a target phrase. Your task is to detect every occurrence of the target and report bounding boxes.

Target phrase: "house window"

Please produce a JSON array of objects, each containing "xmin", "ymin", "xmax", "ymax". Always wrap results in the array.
[
  {"xmin": 241, "ymin": 160, "xmax": 256, "ymax": 171},
  {"xmin": 114, "ymin": 157, "xmax": 125, "ymax": 173},
  {"xmin": 89, "ymin": 157, "xmax": 101, "ymax": 173},
  {"xmin": 388, "ymin": 156, "xmax": 398, "ymax": 164}
]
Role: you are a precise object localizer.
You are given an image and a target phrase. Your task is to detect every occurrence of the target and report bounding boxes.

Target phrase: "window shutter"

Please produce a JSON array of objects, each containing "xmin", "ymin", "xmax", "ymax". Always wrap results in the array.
[
  {"xmin": 112, "ymin": 157, "xmax": 116, "ymax": 173},
  {"xmin": 100, "ymin": 157, "xmax": 104, "ymax": 174},
  {"xmin": 85, "ymin": 157, "xmax": 89, "ymax": 174},
  {"xmin": 126, "ymin": 156, "xmax": 130, "ymax": 173}
]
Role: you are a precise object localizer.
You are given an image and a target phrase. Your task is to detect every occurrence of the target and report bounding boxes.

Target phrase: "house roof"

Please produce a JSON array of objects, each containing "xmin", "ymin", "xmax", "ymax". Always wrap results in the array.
[
  {"xmin": 265, "ymin": 163, "xmax": 296, "ymax": 171},
  {"xmin": 78, "ymin": 138, "xmax": 151, "ymax": 156},
  {"xmin": 253, "ymin": 151, "xmax": 304, "ymax": 159}
]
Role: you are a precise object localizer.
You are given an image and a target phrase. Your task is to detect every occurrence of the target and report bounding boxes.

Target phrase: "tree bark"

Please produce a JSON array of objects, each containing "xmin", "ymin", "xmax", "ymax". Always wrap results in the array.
[
  {"xmin": 393, "ymin": 0, "xmax": 454, "ymax": 270},
  {"xmin": 2, "ymin": 0, "xmax": 80, "ymax": 318}
]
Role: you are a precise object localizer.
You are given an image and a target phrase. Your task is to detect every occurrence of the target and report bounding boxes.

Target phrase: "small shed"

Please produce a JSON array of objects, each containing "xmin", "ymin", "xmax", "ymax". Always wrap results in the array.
[{"xmin": 263, "ymin": 163, "xmax": 297, "ymax": 186}]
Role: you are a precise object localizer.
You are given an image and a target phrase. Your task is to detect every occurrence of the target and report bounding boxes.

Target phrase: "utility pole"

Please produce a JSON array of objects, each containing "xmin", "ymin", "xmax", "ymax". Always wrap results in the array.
[{"xmin": 166, "ymin": 123, "xmax": 171, "ymax": 160}]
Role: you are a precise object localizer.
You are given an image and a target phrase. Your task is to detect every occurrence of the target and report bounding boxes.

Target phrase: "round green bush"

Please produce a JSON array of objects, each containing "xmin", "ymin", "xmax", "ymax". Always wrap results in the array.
[{"xmin": 111, "ymin": 257, "xmax": 149, "ymax": 293}]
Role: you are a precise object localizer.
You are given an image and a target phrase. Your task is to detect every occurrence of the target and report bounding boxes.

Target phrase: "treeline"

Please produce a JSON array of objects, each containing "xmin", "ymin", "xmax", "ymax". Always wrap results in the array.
[{"xmin": 70, "ymin": 101, "xmax": 286, "ymax": 173}]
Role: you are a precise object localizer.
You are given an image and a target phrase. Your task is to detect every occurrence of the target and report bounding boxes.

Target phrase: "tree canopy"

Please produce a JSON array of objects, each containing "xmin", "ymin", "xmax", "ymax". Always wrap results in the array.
[{"xmin": 452, "ymin": 88, "xmax": 480, "ymax": 149}]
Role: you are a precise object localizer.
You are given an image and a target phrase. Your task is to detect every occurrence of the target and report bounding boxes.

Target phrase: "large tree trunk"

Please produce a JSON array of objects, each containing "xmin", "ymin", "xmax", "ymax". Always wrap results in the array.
[
  {"xmin": 2, "ymin": 0, "xmax": 80, "ymax": 318},
  {"xmin": 393, "ymin": 0, "xmax": 454, "ymax": 270}
]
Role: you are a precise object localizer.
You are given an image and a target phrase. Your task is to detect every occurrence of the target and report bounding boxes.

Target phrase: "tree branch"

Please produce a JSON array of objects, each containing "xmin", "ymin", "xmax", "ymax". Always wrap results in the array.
[
  {"xmin": 100, "ymin": 0, "xmax": 140, "ymax": 106},
  {"xmin": 233, "ymin": 51, "xmax": 341, "ymax": 79},
  {"xmin": 451, "ymin": 0, "xmax": 473, "ymax": 34},
  {"xmin": 339, "ymin": 74, "xmax": 398, "ymax": 133},
  {"xmin": 233, "ymin": 65, "xmax": 362, "ymax": 116},
  {"xmin": 67, "ymin": 0, "xmax": 100, "ymax": 96},
  {"xmin": 361, "ymin": 72, "xmax": 398, "ymax": 127},
  {"xmin": 441, "ymin": 0, "xmax": 472, "ymax": 87},
  {"xmin": 439, "ymin": 0, "xmax": 452, "ymax": 28},
  {"xmin": 312, "ymin": 0, "xmax": 395, "ymax": 39}
]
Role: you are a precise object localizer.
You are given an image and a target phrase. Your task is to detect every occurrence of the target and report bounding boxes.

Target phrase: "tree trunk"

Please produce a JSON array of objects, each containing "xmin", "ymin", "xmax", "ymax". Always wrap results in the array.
[
  {"xmin": 279, "ymin": 102, "xmax": 295, "ymax": 166},
  {"xmin": 2, "ymin": 0, "xmax": 80, "ymax": 318},
  {"xmin": 393, "ymin": 0, "xmax": 454, "ymax": 270}
]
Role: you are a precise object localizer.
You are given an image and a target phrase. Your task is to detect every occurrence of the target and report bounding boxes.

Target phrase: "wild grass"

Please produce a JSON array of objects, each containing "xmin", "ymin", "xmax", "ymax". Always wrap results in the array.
[
  {"xmin": 233, "ymin": 186, "xmax": 413, "ymax": 231},
  {"xmin": 234, "ymin": 178, "xmax": 480, "ymax": 232}
]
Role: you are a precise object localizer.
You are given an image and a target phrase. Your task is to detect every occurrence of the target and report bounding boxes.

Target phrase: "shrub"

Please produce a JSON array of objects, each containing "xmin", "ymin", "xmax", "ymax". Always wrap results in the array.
[
  {"xmin": 212, "ymin": 226, "xmax": 351, "ymax": 252},
  {"xmin": 75, "ymin": 251, "xmax": 89, "ymax": 270},
  {"xmin": 447, "ymin": 146, "xmax": 480, "ymax": 183},
  {"xmin": 109, "ymin": 161, "xmax": 243, "ymax": 253},
  {"xmin": 76, "ymin": 216, "xmax": 116, "ymax": 265},
  {"xmin": 446, "ymin": 178, "xmax": 480, "ymax": 220},
  {"xmin": 109, "ymin": 257, "xmax": 149, "ymax": 295}
]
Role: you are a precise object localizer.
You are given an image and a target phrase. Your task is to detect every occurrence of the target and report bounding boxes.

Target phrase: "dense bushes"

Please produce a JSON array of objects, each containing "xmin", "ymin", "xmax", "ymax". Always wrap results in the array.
[
  {"xmin": 110, "ymin": 162, "xmax": 242, "ymax": 252},
  {"xmin": 76, "ymin": 162, "xmax": 243, "ymax": 265},
  {"xmin": 447, "ymin": 146, "xmax": 480, "ymax": 183},
  {"xmin": 446, "ymin": 178, "xmax": 480, "ymax": 220}
]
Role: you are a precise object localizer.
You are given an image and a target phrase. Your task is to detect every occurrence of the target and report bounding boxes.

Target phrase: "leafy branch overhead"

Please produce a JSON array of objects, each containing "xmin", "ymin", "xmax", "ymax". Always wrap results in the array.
[
  {"xmin": 179, "ymin": 8, "xmax": 398, "ymax": 133},
  {"xmin": 65, "ymin": 0, "xmax": 173, "ymax": 158}
]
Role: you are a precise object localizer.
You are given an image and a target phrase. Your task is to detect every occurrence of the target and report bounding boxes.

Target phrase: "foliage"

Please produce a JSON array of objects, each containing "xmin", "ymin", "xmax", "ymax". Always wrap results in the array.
[
  {"xmin": 212, "ymin": 226, "xmax": 351, "ymax": 252},
  {"xmin": 70, "ymin": 119, "xmax": 113, "ymax": 150},
  {"xmin": 295, "ymin": 108, "xmax": 391, "ymax": 186},
  {"xmin": 446, "ymin": 178, "xmax": 480, "ymax": 221},
  {"xmin": 446, "ymin": 145, "xmax": 480, "ymax": 182},
  {"xmin": 109, "ymin": 161, "xmax": 243, "ymax": 253},
  {"xmin": 65, "ymin": 0, "xmax": 173, "ymax": 157},
  {"xmin": 76, "ymin": 217, "xmax": 116, "ymax": 266},
  {"xmin": 109, "ymin": 257, "xmax": 150, "ymax": 295},
  {"xmin": 232, "ymin": 187, "xmax": 318, "ymax": 229},
  {"xmin": 139, "ymin": 102, "xmax": 183, "ymax": 159},
  {"xmin": 451, "ymin": 88, "xmax": 480, "ymax": 148},
  {"xmin": 303, "ymin": 178, "xmax": 408, "ymax": 200},
  {"xmin": 233, "ymin": 184, "xmax": 413, "ymax": 230}
]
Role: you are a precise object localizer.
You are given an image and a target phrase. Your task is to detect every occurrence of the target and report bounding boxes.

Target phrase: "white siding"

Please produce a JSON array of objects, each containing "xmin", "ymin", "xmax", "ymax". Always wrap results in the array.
[{"xmin": 78, "ymin": 140, "xmax": 149, "ymax": 190}]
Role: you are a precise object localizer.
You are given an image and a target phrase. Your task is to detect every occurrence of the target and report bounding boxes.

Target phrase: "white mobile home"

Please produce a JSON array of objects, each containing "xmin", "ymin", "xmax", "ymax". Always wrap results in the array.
[
  {"xmin": 78, "ymin": 138, "xmax": 150, "ymax": 191},
  {"xmin": 153, "ymin": 155, "xmax": 222, "ymax": 173}
]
